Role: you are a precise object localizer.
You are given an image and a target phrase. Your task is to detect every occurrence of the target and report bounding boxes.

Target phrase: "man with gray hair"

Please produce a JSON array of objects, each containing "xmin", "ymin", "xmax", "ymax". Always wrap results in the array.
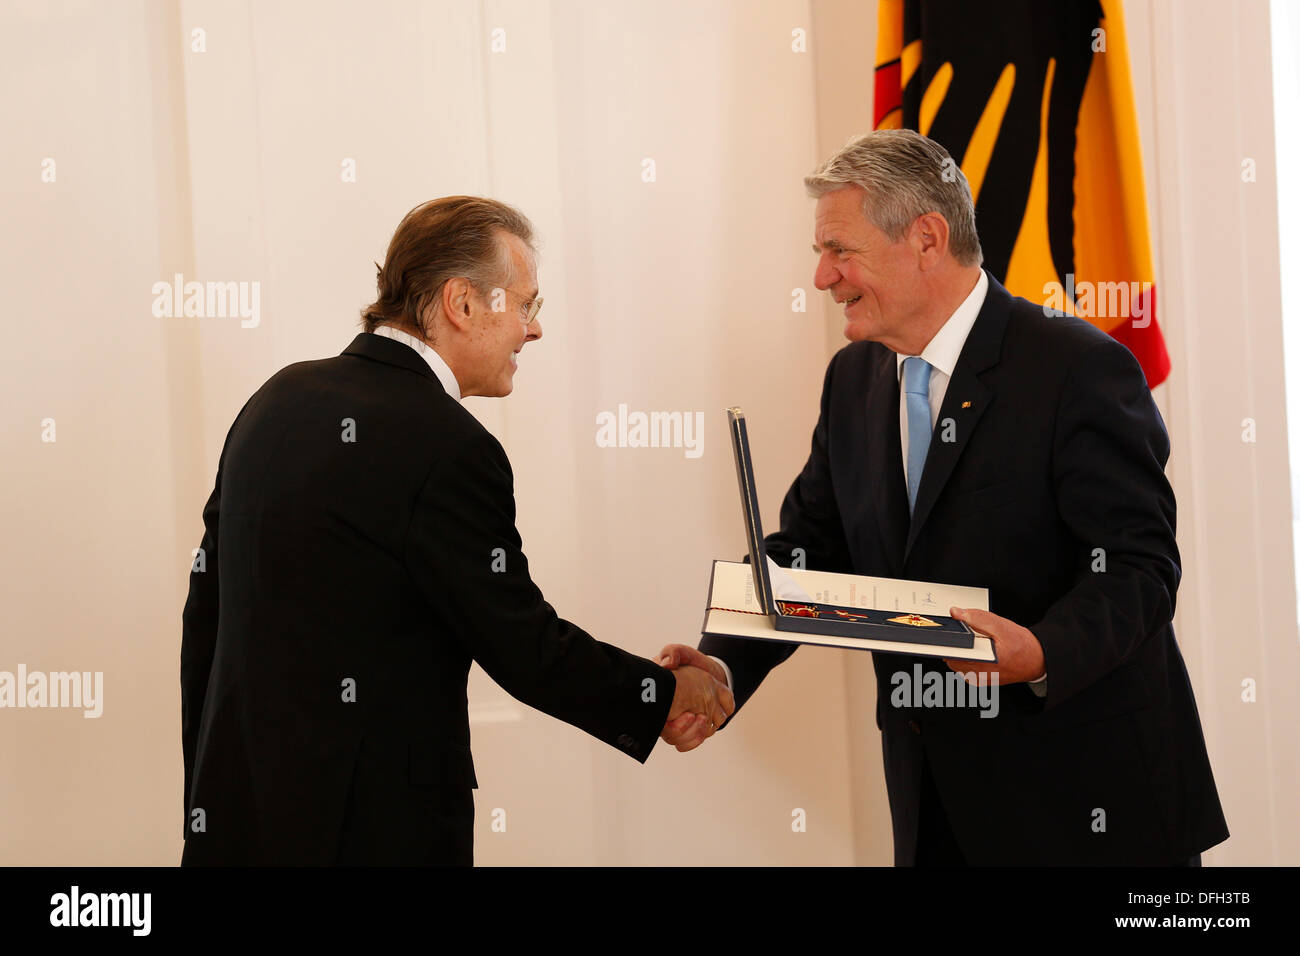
[
  {"xmin": 661, "ymin": 130, "xmax": 1228, "ymax": 866},
  {"xmin": 181, "ymin": 195, "xmax": 732, "ymax": 865}
]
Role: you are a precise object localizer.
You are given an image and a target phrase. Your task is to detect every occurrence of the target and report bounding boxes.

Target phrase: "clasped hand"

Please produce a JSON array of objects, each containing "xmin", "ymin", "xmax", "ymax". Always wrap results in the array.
[{"xmin": 659, "ymin": 644, "xmax": 732, "ymax": 752}]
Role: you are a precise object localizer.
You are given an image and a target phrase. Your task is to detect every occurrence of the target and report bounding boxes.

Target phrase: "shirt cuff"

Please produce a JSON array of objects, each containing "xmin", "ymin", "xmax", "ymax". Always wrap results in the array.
[{"xmin": 708, "ymin": 655, "xmax": 734, "ymax": 694}]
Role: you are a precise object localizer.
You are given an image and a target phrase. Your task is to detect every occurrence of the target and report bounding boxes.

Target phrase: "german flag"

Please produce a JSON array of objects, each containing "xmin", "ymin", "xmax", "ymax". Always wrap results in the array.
[{"xmin": 874, "ymin": 0, "xmax": 1170, "ymax": 387}]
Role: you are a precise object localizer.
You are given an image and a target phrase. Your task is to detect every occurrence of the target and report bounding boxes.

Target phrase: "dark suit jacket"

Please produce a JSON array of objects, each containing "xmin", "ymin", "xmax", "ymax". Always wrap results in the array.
[
  {"xmin": 701, "ymin": 274, "xmax": 1229, "ymax": 865},
  {"xmin": 181, "ymin": 332, "xmax": 674, "ymax": 865}
]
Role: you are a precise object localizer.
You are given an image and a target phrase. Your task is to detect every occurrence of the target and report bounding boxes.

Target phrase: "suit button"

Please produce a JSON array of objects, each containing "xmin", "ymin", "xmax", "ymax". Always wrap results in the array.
[
  {"xmin": 908, "ymin": 720, "xmax": 921, "ymax": 735},
  {"xmin": 617, "ymin": 734, "xmax": 636, "ymax": 751}
]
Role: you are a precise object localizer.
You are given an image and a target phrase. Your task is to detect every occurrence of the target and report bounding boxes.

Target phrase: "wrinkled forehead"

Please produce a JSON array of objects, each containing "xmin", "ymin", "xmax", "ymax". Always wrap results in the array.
[{"xmin": 813, "ymin": 185, "xmax": 871, "ymax": 241}]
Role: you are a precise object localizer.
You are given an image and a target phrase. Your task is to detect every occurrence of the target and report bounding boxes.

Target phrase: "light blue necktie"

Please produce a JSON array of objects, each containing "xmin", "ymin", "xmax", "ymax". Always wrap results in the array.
[{"xmin": 903, "ymin": 357, "xmax": 932, "ymax": 515}]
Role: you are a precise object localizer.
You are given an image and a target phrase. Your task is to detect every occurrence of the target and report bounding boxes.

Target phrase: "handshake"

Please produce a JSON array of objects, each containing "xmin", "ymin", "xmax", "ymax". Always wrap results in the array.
[{"xmin": 659, "ymin": 644, "xmax": 734, "ymax": 752}]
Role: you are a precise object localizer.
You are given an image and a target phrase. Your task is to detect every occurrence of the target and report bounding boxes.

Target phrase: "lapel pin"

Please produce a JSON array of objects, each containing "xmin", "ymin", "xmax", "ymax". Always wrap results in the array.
[{"xmin": 961, "ymin": 401, "xmax": 972, "ymax": 409}]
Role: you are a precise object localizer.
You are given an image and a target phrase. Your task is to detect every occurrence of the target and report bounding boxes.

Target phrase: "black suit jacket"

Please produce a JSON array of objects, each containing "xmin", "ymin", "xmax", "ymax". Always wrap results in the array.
[
  {"xmin": 181, "ymin": 332, "xmax": 674, "ymax": 865},
  {"xmin": 701, "ymin": 274, "xmax": 1229, "ymax": 865}
]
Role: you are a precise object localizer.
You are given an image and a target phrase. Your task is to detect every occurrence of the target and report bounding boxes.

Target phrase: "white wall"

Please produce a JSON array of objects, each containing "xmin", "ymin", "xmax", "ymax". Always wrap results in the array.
[
  {"xmin": 0, "ymin": 0, "xmax": 197, "ymax": 865},
  {"xmin": 0, "ymin": 0, "xmax": 857, "ymax": 865},
  {"xmin": 1137, "ymin": 0, "xmax": 1300, "ymax": 866},
  {"xmin": 1, "ymin": 0, "xmax": 1295, "ymax": 866}
]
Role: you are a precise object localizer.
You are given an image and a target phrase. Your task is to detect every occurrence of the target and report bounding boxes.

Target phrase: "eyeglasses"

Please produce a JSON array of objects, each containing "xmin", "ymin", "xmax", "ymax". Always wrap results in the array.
[
  {"xmin": 518, "ymin": 295, "xmax": 543, "ymax": 329},
  {"xmin": 481, "ymin": 285, "xmax": 543, "ymax": 329}
]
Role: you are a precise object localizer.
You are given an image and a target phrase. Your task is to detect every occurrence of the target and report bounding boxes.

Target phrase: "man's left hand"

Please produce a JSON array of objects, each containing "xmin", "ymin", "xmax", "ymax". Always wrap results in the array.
[{"xmin": 943, "ymin": 607, "xmax": 1046, "ymax": 685}]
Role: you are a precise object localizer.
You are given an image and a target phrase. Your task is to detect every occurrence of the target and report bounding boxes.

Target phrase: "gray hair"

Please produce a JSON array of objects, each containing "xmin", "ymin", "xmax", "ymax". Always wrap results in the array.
[{"xmin": 804, "ymin": 129, "xmax": 983, "ymax": 267}]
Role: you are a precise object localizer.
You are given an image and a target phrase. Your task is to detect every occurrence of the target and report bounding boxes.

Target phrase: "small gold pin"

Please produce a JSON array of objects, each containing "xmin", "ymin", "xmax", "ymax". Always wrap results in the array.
[{"xmin": 961, "ymin": 401, "xmax": 972, "ymax": 408}]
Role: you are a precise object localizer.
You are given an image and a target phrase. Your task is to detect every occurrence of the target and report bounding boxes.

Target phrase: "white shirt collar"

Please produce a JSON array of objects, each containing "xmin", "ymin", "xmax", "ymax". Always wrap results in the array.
[
  {"xmin": 896, "ymin": 269, "xmax": 989, "ymax": 380},
  {"xmin": 370, "ymin": 325, "xmax": 462, "ymax": 401}
]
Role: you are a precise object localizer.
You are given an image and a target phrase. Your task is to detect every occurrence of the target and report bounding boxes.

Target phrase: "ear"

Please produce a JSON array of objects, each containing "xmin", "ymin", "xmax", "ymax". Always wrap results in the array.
[
  {"xmin": 911, "ymin": 212, "xmax": 951, "ymax": 270},
  {"xmin": 442, "ymin": 277, "xmax": 475, "ymax": 332}
]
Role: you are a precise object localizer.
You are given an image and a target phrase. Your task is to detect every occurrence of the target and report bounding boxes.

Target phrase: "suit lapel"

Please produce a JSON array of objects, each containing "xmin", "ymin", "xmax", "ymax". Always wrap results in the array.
[
  {"xmin": 903, "ymin": 276, "xmax": 1013, "ymax": 563},
  {"xmin": 864, "ymin": 348, "xmax": 909, "ymax": 575}
]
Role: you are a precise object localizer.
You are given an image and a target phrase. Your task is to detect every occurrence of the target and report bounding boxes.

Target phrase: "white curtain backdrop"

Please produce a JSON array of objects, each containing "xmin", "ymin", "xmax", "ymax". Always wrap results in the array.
[
  {"xmin": 0, "ymin": 0, "xmax": 860, "ymax": 866},
  {"xmin": 1, "ymin": 0, "xmax": 1294, "ymax": 865}
]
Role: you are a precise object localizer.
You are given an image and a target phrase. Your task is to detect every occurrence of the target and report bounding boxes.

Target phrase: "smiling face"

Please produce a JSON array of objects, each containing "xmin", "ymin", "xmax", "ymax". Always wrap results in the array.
[
  {"xmin": 462, "ymin": 233, "xmax": 542, "ymax": 397},
  {"xmin": 812, "ymin": 185, "xmax": 925, "ymax": 350}
]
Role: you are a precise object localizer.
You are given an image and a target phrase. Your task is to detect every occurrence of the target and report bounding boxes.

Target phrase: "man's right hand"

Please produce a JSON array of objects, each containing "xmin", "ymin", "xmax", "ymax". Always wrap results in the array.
[
  {"xmin": 661, "ymin": 646, "xmax": 733, "ymax": 752},
  {"xmin": 663, "ymin": 663, "xmax": 734, "ymax": 753}
]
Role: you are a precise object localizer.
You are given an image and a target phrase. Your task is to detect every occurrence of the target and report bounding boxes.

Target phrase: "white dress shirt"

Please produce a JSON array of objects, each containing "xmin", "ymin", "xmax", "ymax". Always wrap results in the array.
[
  {"xmin": 709, "ymin": 269, "xmax": 1047, "ymax": 705},
  {"xmin": 371, "ymin": 324, "xmax": 462, "ymax": 401},
  {"xmin": 896, "ymin": 269, "xmax": 987, "ymax": 485}
]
